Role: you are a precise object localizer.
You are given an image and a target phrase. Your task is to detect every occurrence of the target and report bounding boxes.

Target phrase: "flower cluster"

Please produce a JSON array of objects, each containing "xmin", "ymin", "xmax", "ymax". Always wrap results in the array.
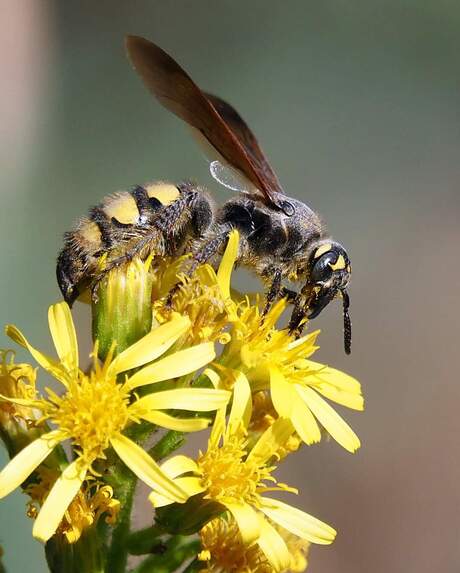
[{"xmin": 0, "ymin": 231, "xmax": 363, "ymax": 573}]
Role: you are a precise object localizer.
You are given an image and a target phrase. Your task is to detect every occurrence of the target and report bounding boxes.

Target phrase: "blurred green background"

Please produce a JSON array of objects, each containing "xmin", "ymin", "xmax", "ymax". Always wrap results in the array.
[{"xmin": 1, "ymin": 1, "xmax": 460, "ymax": 571}]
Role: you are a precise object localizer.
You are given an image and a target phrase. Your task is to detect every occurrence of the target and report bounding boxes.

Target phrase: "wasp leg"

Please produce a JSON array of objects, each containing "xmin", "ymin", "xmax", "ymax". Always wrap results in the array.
[
  {"xmin": 262, "ymin": 268, "xmax": 282, "ymax": 316},
  {"xmin": 92, "ymin": 188, "xmax": 214, "ymax": 301},
  {"xmin": 261, "ymin": 269, "xmax": 298, "ymax": 318},
  {"xmin": 166, "ymin": 227, "xmax": 232, "ymax": 307}
]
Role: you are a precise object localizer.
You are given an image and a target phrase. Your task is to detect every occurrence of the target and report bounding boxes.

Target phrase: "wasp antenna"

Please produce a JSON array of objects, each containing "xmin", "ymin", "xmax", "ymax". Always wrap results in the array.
[{"xmin": 342, "ymin": 289, "xmax": 352, "ymax": 355}]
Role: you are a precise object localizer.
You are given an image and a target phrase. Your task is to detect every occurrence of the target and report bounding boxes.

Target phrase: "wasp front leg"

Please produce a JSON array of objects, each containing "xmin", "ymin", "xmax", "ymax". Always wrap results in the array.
[{"xmin": 261, "ymin": 267, "xmax": 298, "ymax": 317}]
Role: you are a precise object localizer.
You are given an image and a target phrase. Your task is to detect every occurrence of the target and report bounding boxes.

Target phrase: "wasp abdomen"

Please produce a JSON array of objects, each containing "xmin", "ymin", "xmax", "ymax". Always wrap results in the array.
[{"xmin": 56, "ymin": 182, "xmax": 203, "ymax": 305}]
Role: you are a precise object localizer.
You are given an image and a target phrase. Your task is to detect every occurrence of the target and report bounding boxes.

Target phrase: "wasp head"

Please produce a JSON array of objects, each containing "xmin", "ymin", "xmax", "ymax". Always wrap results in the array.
[{"xmin": 291, "ymin": 241, "xmax": 352, "ymax": 354}]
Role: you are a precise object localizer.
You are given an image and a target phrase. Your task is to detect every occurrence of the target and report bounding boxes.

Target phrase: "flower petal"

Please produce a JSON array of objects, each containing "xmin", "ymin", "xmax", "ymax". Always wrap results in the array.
[
  {"xmin": 304, "ymin": 360, "xmax": 362, "ymax": 393},
  {"xmin": 290, "ymin": 398, "xmax": 321, "ymax": 446},
  {"xmin": 124, "ymin": 343, "xmax": 216, "ymax": 391},
  {"xmin": 149, "ymin": 477, "xmax": 204, "ymax": 508},
  {"xmin": 270, "ymin": 367, "xmax": 294, "ymax": 418},
  {"xmin": 257, "ymin": 516, "xmax": 291, "ymax": 572},
  {"xmin": 315, "ymin": 383, "xmax": 364, "ymax": 411},
  {"xmin": 110, "ymin": 433, "xmax": 188, "ymax": 502},
  {"xmin": 160, "ymin": 455, "xmax": 199, "ymax": 479},
  {"xmin": 208, "ymin": 407, "xmax": 226, "ymax": 450},
  {"xmin": 216, "ymin": 230, "xmax": 239, "ymax": 299},
  {"xmin": 203, "ymin": 368, "xmax": 221, "ymax": 388},
  {"xmin": 138, "ymin": 410, "xmax": 210, "ymax": 432},
  {"xmin": 33, "ymin": 460, "xmax": 86, "ymax": 543},
  {"xmin": 0, "ymin": 431, "xmax": 62, "ymax": 498},
  {"xmin": 295, "ymin": 385, "xmax": 360, "ymax": 453},
  {"xmin": 260, "ymin": 498, "xmax": 336, "ymax": 545},
  {"xmin": 135, "ymin": 388, "xmax": 230, "ymax": 412},
  {"xmin": 224, "ymin": 501, "xmax": 261, "ymax": 545},
  {"xmin": 108, "ymin": 315, "xmax": 191, "ymax": 377},
  {"xmin": 228, "ymin": 371, "xmax": 252, "ymax": 436},
  {"xmin": 5, "ymin": 325, "xmax": 69, "ymax": 386},
  {"xmin": 47, "ymin": 302, "xmax": 79, "ymax": 372},
  {"xmin": 247, "ymin": 418, "xmax": 295, "ymax": 465}
]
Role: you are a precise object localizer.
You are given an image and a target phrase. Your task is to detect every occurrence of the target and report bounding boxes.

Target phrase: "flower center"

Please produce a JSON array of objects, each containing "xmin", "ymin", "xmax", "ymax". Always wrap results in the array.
[
  {"xmin": 197, "ymin": 435, "xmax": 268, "ymax": 505},
  {"xmin": 48, "ymin": 373, "xmax": 130, "ymax": 465}
]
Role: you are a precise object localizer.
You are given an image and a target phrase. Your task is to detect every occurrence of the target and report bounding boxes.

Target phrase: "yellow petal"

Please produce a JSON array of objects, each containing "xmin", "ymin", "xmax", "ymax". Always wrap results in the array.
[
  {"xmin": 149, "ymin": 477, "xmax": 204, "ymax": 508},
  {"xmin": 124, "ymin": 342, "xmax": 216, "ymax": 391},
  {"xmin": 203, "ymin": 368, "xmax": 221, "ymax": 388},
  {"xmin": 224, "ymin": 501, "xmax": 260, "ymax": 545},
  {"xmin": 315, "ymin": 383, "xmax": 364, "ymax": 411},
  {"xmin": 247, "ymin": 418, "xmax": 295, "ymax": 465},
  {"xmin": 304, "ymin": 360, "xmax": 362, "ymax": 393},
  {"xmin": 270, "ymin": 367, "xmax": 294, "ymax": 418},
  {"xmin": 216, "ymin": 229, "xmax": 239, "ymax": 299},
  {"xmin": 208, "ymin": 407, "xmax": 226, "ymax": 450},
  {"xmin": 257, "ymin": 516, "xmax": 291, "ymax": 572},
  {"xmin": 47, "ymin": 302, "xmax": 78, "ymax": 372},
  {"xmin": 0, "ymin": 431, "xmax": 62, "ymax": 498},
  {"xmin": 0, "ymin": 394, "xmax": 41, "ymax": 409},
  {"xmin": 108, "ymin": 315, "xmax": 191, "ymax": 377},
  {"xmin": 138, "ymin": 410, "xmax": 210, "ymax": 432},
  {"xmin": 160, "ymin": 455, "xmax": 199, "ymax": 479},
  {"xmin": 110, "ymin": 433, "xmax": 188, "ymax": 502},
  {"xmin": 135, "ymin": 388, "xmax": 230, "ymax": 412},
  {"xmin": 33, "ymin": 460, "xmax": 86, "ymax": 543},
  {"xmin": 228, "ymin": 371, "xmax": 252, "ymax": 436},
  {"xmin": 295, "ymin": 385, "xmax": 361, "ymax": 453},
  {"xmin": 5, "ymin": 325, "xmax": 69, "ymax": 386},
  {"xmin": 290, "ymin": 399, "xmax": 321, "ymax": 446},
  {"xmin": 260, "ymin": 498, "xmax": 336, "ymax": 545}
]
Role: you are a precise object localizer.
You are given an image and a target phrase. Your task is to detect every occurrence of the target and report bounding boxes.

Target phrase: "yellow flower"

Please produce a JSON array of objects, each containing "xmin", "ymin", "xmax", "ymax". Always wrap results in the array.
[
  {"xmin": 0, "ymin": 350, "xmax": 37, "ymax": 426},
  {"xmin": 199, "ymin": 515, "xmax": 310, "ymax": 573},
  {"xmin": 153, "ymin": 230, "xmax": 240, "ymax": 346},
  {"xmin": 0, "ymin": 302, "xmax": 230, "ymax": 542},
  {"xmin": 149, "ymin": 375, "xmax": 335, "ymax": 572},
  {"xmin": 26, "ymin": 467, "xmax": 120, "ymax": 543},
  {"xmin": 212, "ymin": 233, "xmax": 363, "ymax": 454},
  {"xmin": 248, "ymin": 391, "xmax": 302, "ymax": 460}
]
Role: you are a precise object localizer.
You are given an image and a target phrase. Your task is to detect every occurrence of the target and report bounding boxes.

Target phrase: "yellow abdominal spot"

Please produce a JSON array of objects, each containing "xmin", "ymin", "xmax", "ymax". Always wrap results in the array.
[
  {"xmin": 146, "ymin": 182, "xmax": 180, "ymax": 206},
  {"xmin": 103, "ymin": 192, "xmax": 140, "ymax": 224}
]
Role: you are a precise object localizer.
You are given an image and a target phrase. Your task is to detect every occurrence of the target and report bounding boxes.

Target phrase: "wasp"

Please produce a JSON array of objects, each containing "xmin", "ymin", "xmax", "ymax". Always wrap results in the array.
[{"xmin": 56, "ymin": 36, "xmax": 352, "ymax": 353}]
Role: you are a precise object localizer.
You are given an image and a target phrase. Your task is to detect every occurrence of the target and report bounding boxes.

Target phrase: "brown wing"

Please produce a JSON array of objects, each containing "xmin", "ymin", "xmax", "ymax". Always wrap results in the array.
[
  {"xmin": 125, "ymin": 35, "xmax": 286, "ymax": 210},
  {"xmin": 204, "ymin": 93, "xmax": 284, "ymax": 196}
]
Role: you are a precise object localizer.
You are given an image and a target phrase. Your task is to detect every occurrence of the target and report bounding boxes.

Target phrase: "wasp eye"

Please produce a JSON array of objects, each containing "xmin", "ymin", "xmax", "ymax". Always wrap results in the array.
[{"xmin": 311, "ymin": 251, "xmax": 336, "ymax": 283}]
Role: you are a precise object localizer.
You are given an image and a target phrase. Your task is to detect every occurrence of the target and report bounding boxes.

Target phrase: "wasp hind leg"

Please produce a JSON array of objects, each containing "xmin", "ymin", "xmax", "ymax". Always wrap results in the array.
[{"xmin": 165, "ymin": 225, "xmax": 233, "ymax": 307}]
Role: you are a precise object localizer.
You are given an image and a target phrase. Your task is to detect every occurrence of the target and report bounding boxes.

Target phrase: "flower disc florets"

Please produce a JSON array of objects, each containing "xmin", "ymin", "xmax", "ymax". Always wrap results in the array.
[
  {"xmin": 197, "ymin": 434, "xmax": 273, "ymax": 506},
  {"xmin": 45, "ymin": 372, "xmax": 130, "ymax": 466}
]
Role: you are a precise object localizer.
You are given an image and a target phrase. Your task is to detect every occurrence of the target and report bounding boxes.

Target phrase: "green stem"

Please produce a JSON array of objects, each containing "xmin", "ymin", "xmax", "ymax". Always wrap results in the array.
[
  {"xmin": 105, "ymin": 465, "xmax": 137, "ymax": 573},
  {"xmin": 105, "ymin": 430, "xmax": 185, "ymax": 571},
  {"xmin": 130, "ymin": 537, "xmax": 201, "ymax": 573},
  {"xmin": 127, "ymin": 525, "xmax": 164, "ymax": 555},
  {"xmin": 45, "ymin": 528, "xmax": 105, "ymax": 573}
]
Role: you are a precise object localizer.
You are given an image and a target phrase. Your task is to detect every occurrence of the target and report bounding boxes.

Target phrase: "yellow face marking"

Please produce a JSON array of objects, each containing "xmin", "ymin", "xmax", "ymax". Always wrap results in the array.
[
  {"xmin": 329, "ymin": 254, "xmax": 346, "ymax": 271},
  {"xmin": 314, "ymin": 243, "xmax": 332, "ymax": 258},
  {"xmin": 146, "ymin": 183, "xmax": 180, "ymax": 206},
  {"xmin": 104, "ymin": 192, "xmax": 139, "ymax": 224}
]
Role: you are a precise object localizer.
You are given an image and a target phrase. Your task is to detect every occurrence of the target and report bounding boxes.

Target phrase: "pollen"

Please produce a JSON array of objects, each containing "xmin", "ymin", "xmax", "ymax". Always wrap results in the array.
[
  {"xmin": 46, "ymin": 372, "xmax": 130, "ymax": 465},
  {"xmin": 199, "ymin": 516, "xmax": 272, "ymax": 573},
  {"xmin": 197, "ymin": 435, "xmax": 271, "ymax": 506}
]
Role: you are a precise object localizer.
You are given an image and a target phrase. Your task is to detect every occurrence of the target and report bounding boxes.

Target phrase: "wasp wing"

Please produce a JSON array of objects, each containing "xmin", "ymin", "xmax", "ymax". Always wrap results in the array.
[
  {"xmin": 125, "ymin": 35, "xmax": 286, "ymax": 210},
  {"xmin": 204, "ymin": 93, "xmax": 284, "ymax": 196}
]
